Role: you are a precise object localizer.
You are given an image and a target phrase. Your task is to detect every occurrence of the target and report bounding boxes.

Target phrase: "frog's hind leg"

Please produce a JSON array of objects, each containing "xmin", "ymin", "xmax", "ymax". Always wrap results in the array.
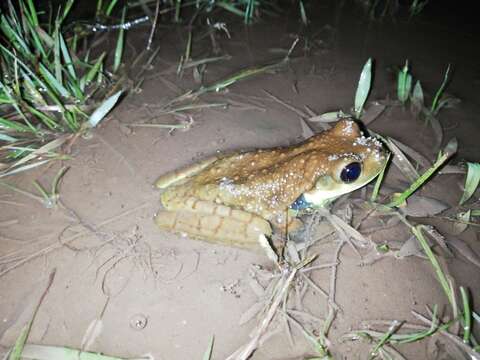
[
  {"xmin": 155, "ymin": 156, "xmax": 219, "ymax": 189},
  {"xmin": 155, "ymin": 198, "xmax": 272, "ymax": 249}
]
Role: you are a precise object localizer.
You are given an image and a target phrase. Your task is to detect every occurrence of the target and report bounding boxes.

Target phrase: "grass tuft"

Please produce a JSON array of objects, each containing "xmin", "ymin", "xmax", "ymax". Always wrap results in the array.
[{"xmin": 0, "ymin": 0, "xmax": 125, "ymax": 176}]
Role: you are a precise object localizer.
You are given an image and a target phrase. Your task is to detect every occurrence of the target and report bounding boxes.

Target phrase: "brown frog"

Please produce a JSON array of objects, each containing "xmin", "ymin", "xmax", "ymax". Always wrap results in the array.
[{"xmin": 154, "ymin": 120, "xmax": 387, "ymax": 249}]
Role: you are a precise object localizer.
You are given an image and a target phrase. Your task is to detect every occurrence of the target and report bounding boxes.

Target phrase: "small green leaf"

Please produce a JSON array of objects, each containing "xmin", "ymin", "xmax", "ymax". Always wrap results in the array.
[
  {"xmin": 309, "ymin": 110, "xmax": 349, "ymax": 123},
  {"xmin": 459, "ymin": 162, "xmax": 480, "ymax": 205},
  {"xmin": 88, "ymin": 91, "xmax": 123, "ymax": 128},
  {"xmin": 354, "ymin": 58, "xmax": 372, "ymax": 118},
  {"xmin": 397, "ymin": 60, "xmax": 412, "ymax": 103},
  {"xmin": 411, "ymin": 80, "xmax": 424, "ymax": 109}
]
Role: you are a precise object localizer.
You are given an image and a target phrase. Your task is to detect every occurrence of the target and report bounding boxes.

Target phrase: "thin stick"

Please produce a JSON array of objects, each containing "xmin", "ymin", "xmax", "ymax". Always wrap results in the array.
[
  {"xmin": 146, "ymin": 0, "xmax": 160, "ymax": 51},
  {"xmin": 226, "ymin": 271, "xmax": 297, "ymax": 360}
]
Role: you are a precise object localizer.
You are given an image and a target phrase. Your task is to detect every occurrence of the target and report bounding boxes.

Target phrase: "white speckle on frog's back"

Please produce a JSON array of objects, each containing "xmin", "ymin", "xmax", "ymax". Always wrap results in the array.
[
  {"xmin": 353, "ymin": 135, "xmax": 383, "ymax": 148},
  {"xmin": 341, "ymin": 120, "xmax": 355, "ymax": 135},
  {"xmin": 327, "ymin": 153, "xmax": 364, "ymax": 162}
]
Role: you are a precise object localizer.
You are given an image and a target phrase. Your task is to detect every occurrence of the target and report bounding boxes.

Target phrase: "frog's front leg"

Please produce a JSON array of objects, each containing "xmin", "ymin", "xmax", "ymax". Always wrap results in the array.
[{"xmin": 155, "ymin": 195, "xmax": 272, "ymax": 249}]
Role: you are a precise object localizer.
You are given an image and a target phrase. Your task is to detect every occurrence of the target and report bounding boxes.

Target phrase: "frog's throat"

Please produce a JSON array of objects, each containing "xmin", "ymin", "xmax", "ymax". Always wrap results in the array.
[{"xmin": 303, "ymin": 171, "xmax": 380, "ymax": 207}]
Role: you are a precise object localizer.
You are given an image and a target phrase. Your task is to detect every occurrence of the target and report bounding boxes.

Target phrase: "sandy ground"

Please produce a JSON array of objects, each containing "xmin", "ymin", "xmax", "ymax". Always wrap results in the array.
[{"xmin": 1, "ymin": 1, "xmax": 479, "ymax": 359}]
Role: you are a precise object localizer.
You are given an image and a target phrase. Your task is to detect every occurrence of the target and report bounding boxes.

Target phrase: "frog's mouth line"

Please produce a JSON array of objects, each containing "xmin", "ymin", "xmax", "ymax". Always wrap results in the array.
[{"xmin": 302, "ymin": 166, "xmax": 384, "ymax": 207}]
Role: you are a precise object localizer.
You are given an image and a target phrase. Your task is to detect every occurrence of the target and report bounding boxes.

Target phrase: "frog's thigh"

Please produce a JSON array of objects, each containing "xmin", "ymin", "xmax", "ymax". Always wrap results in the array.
[
  {"xmin": 155, "ymin": 156, "xmax": 219, "ymax": 189},
  {"xmin": 155, "ymin": 199, "xmax": 272, "ymax": 248}
]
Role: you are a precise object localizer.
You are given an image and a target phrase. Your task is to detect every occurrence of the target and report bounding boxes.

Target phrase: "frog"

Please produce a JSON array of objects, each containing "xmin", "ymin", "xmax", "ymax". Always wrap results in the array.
[{"xmin": 154, "ymin": 119, "xmax": 387, "ymax": 249}]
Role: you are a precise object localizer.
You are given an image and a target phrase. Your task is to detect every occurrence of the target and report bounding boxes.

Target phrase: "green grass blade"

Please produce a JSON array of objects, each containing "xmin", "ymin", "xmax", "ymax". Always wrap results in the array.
[
  {"xmin": 80, "ymin": 53, "xmax": 106, "ymax": 91},
  {"xmin": 32, "ymin": 180, "xmax": 50, "ymax": 204},
  {"xmin": 59, "ymin": 32, "xmax": 77, "ymax": 80},
  {"xmin": 20, "ymin": 344, "xmax": 128, "ymax": 360},
  {"xmin": 430, "ymin": 64, "xmax": 451, "ymax": 114},
  {"xmin": 7, "ymin": 269, "xmax": 56, "ymax": 360},
  {"xmin": 38, "ymin": 63, "xmax": 71, "ymax": 99},
  {"xmin": 0, "ymin": 80, "xmax": 37, "ymax": 132},
  {"xmin": 51, "ymin": 166, "xmax": 68, "ymax": 196},
  {"xmin": 9, "ymin": 136, "xmax": 69, "ymax": 169},
  {"xmin": 96, "ymin": 0, "xmax": 103, "ymax": 16},
  {"xmin": 0, "ymin": 44, "xmax": 64, "ymax": 107},
  {"xmin": 215, "ymin": 2, "xmax": 245, "ymax": 17},
  {"xmin": 25, "ymin": 0, "xmax": 39, "ymax": 26},
  {"xmin": 65, "ymin": 74, "xmax": 84, "ymax": 101},
  {"xmin": 35, "ymin": 26, "xmax": 55, "ymax": 48},
  {"xmin": 106, "ymin": 0, "xmax": 120, "ymax": 16},
  {"xmin": 387, "ymin": 138, "xmax": 457, "ymax": 208},
  {"xmin": 0, "ymin": 117, "xmax": 32, "ymax": 132},
  {"xmin": 6, "ymin": 0, "xmax": 21, "ymax": 26},
  {"xmin": 175, "ymin": 0, "xmax": 182, "ymax": 22},
  {"xmin": 244, "ymin": 0, "xmax": 255, "ymax": 24},
  {"xmin": 0, "ymin": 159, "xmax": 53, "ymax": 178},
  {"xmin": 413, "ymin": 226, "xmax": 454, "ymax": 306},
  {"xmin": 0, "ymin": 133, "xmax": 18, "ymax": 142},
  {"xmin": 53, "ymin": 24, "xmax": 62, "ymax": 84},
  {"xmin": 19, "ymin": 1, "xmax": 48, "ymax": 60},
  {"xmin": 370, "ymin": 152, "xmax": 390, "ymax": 202},
  {"xmin": 368, "ymin": 320, "xmax": 401, "ymax": 359},
  {"xmin": 0, "ymin": 15, "xmax": 30, "ymax": 57},
  {"xmin": 460, "ymin": 287, "xmax": 472, "ymax": 344},
  {"xmin": 87, "ymin": 91, "xmax": 123, "ymax": 127},
  {"xmin": 354, "ymin": 58, "xmax": 372, "ymax": 118},
  {"xmin": 62, "ymin": 109, "xmax": 79, "ymax": 131},
  {"xmin": 25, "ymin": 105, "xmax": 60, "ymax": 130},
  {"xmin": 8, "ymin": 326, "xmax": 29, "ymax": 360},
  {"xmin": 459, "ymin": 162, "xmax": 480, "ymax": 205},
  {"xmin": 202, "ymin": 336, "xmax": 214, "ymax": 360},
  {"xmin": 113, "ymin": 7, "xmax": 126, "ymax": 73},
  {"xmin": 299, "ymin": 0, "xmax": 308, "ymax": 25},
  {"xmin": 58, "ymin": 0, "xmax": 75, "ymax": 25}
]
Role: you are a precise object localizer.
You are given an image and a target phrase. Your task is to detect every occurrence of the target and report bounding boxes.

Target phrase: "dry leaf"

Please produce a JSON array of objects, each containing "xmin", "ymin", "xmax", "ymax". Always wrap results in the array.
[
  {"xmin": 448, "ymin": 237, "xmax": 480, "ymax": 268},
  {"xmin": 403, "ymin": 195, "xmax": 449, "ymax": 217}
]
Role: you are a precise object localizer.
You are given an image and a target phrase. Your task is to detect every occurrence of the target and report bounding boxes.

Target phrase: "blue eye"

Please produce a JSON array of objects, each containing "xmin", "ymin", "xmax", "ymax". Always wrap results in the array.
[
  {"xmin": 340, "ymin": 162, "xmax": 361, "ymax": 183},
  {"xmin": 290, "ymin": 194, "xmax": 312, "ymax": 210}
]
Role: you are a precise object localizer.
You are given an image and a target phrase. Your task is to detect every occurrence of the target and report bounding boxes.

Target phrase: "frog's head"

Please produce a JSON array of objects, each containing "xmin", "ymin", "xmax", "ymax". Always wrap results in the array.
[{"xmin": 301, "ymin": 119, "xmax": 387, "ymax": 207}]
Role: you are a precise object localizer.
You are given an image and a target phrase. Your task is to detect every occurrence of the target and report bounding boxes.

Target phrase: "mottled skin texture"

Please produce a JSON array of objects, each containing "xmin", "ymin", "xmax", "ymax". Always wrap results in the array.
[{"xmin": 155, "ymin": 120, "xmax": 387, "ymax": 249}]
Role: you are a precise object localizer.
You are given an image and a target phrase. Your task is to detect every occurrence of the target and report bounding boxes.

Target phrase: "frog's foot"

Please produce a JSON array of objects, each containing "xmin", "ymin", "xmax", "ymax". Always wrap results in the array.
[
  {"xmin": 269, "ymin": 213, "xmax": 304, "ymax": 235},
  {"xmin": 155, "ymin": 199, "xmax": 272, "ymax": 249}
]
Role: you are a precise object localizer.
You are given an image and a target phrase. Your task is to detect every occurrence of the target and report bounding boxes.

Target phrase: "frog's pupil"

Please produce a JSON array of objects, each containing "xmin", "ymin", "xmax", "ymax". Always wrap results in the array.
[{"xmin": 340, "ymin": 162, "xmax": 361, "ymax": 183}]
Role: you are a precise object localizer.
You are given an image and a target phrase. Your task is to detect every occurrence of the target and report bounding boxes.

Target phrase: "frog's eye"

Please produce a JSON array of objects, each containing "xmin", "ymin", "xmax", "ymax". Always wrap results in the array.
[{"xmin": 340, "ymin": 162, "xmax": 361, "ymax": 183}]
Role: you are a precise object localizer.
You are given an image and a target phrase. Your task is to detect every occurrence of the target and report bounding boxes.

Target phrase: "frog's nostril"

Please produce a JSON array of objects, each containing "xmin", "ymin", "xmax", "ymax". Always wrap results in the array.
[{"xmin": 340, "ymin": 162, "xmax": 361, "ymax": 183}]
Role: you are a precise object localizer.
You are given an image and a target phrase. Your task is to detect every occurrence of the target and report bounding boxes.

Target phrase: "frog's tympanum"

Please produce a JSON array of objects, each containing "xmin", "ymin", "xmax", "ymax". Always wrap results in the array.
[{"xmin": 154, "ymin": 120, "xmax": 387, "ymax": 249}]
